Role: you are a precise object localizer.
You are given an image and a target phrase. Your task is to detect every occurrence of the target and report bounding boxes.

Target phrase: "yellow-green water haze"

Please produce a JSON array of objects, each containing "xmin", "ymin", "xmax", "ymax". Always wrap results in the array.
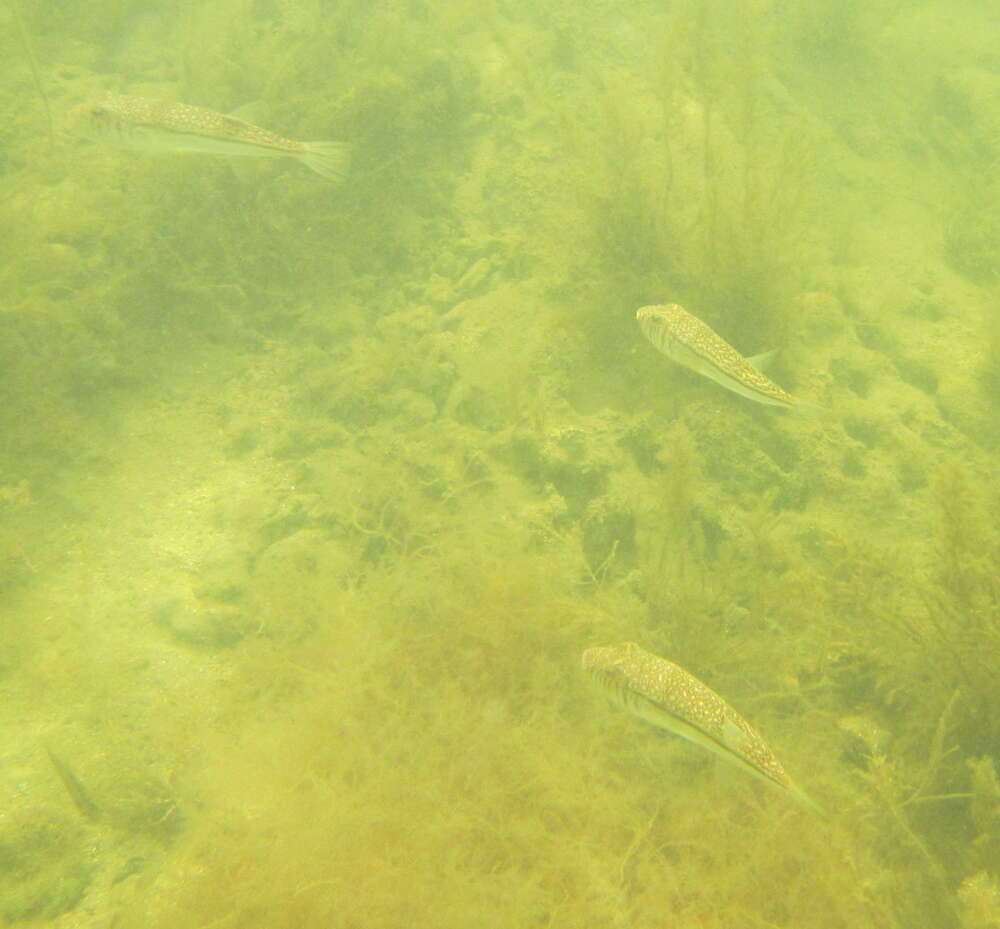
[{"xmin": 1, "ymin": 1, "xmax": 998, "ymax": 926}]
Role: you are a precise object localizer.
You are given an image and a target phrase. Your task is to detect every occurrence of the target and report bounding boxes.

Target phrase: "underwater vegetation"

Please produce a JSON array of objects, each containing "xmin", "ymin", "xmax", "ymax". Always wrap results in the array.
[
  {"xmin": 553, "ymin": 0, "xmax": 826, "ymax": 366},
  {"xmin": 806, "ymin": 458, "xmax": 1000, "ymax": 927},
  {"xmin": 2, "ymin": 0, "xmax": 1000, "ymax": 927},
  {"xmin": 867, "ymin": 464, "xmax": 1000, "ymax": 742},
  {"xmin": 944, "ymin": 179, "xmax": 1000, "ymax": 288}
]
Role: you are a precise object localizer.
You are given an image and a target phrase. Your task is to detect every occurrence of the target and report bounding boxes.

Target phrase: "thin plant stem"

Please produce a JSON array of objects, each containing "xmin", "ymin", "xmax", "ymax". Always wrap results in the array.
[{"xmin": 9, "ymin": 0, "xmax": 54, "ymax": 148}]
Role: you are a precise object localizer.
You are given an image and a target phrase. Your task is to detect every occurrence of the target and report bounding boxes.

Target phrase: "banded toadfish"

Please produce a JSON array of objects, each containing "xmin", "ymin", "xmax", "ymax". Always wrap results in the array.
[
  {"xmin": 583, "ymin": 641, "xmax": 822, "ymax": 814},
  {"xmin": 70, "ymin": 94, "xmax": 350, "ymax": 182},
  {"xmin": 636, "ymin": 303, "xmax": 817, "ymax": 410}
]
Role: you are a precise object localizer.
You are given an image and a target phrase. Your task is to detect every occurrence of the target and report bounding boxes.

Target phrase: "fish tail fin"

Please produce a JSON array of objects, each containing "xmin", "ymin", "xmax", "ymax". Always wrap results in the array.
[
  {"xmin": 300, "ymin": 141, "xmax": 351, "ymax": 182},
  {"xmin": 793, "ymin": 399, "xmax": 827, "ymax": 416}
]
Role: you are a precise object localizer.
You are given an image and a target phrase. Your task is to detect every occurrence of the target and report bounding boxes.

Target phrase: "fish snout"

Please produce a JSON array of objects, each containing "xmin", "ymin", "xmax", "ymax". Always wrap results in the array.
[{"xmin": 66, "ymin": 102, "xmax": 113, "ymax": 141}]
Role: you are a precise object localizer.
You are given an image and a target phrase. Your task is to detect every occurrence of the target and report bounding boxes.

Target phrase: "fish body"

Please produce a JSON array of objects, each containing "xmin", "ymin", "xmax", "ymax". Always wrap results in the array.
[
  {"xmin": 582, "ymin": 641, "xmax": 822, "ymax": 814},
  {"xmin": 45, "ymin": 745, "xmax": 101, "ymax": 822},
  {"xmin": 70, "ymin": 94, "xmax": 350, "ymax": 182},
  {"xmin": 636, "ymin": 304, "xmax": 808, "ymax": 409}
]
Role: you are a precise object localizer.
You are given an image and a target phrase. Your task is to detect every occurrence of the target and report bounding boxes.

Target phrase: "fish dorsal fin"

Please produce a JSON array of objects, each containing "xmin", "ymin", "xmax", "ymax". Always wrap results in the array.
[
  {"xmin": 227, "ymin": 101, "xmax": 264, "ymax": 125},
  {"xmin": 747, "ymin": 348, "xmax": 778, "ymax": 372}
]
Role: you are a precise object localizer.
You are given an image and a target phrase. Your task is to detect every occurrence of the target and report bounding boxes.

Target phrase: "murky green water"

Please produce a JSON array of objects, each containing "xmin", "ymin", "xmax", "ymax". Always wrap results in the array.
[{"xmin": 1, "ymin": 1, "xmax": 998, "ymax": 926}]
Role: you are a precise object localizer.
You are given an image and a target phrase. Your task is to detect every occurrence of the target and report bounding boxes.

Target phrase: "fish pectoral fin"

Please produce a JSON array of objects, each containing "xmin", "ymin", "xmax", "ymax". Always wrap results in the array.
[
  {"xmin": 227, "ymin": 101, "xmax": 266, "ymax": 124},
  {"xmin": 790, "ymin": 783, "xmax": 828, "ymax": 818},
  {"xmin": 722, "ymin": 717, "xmax": 750, "ymax": 752},
  {"xmin": 747, "ymin": 348, "xmax": 779, "ymax": 372}
]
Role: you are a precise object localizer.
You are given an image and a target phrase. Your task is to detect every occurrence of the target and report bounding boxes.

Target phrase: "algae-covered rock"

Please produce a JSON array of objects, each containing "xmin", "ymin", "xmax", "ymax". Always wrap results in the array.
[
  {"xmin": 249, "ymin": 529, "xmax": 357, "ymax": 641},
  {"xmin": 152, "ymin": 590, "xmax": 252, "ymax": 650},
  {"xmin": 0, "ymin": 804, "xmax": 92, "ymax": 922}
]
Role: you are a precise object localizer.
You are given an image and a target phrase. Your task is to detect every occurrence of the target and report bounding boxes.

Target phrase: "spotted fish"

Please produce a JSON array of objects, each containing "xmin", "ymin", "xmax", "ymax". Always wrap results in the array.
[
  {"xmin": 70, "ymin": 94, "xmax": 350, "ymax": 182},
  {"xmin": 636, "ymin": 304, "xmax": 815, "ymax": 410},
  {"xmin": 582, "ymin": 641, "xmax": 822, "ymax": 814}
]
